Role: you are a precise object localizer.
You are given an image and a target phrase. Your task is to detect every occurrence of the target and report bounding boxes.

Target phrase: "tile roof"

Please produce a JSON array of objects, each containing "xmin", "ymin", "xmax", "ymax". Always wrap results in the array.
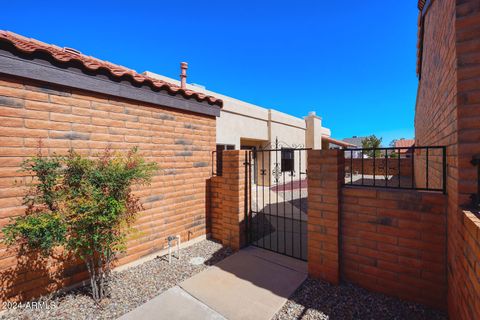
[
  {"xmin": 0, "ymin": 31, "xmax": 222, "ymax": 107},
  {"xmin": 394, "ymin": 139, "xmax": 415, "ymax": 149},
  {"xmin": 322, "ymin": 135, "xmax": 356, "ymax": 148},
  {"xmin": 394, "ymin": 139, "xmax": 415, "ymax": 154},
  {"xmin": 418, "ymin": 0, "xmax": 426, "ymax": 11},
  {"xmin": 342, "ymin": 137, "xmax": 366, "ymax": 147}
]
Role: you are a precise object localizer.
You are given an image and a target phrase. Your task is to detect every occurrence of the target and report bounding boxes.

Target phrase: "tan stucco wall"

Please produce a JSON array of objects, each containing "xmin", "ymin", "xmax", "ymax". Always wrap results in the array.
[
  {"xmin": 143, "ymin": 71, "xmax": 331, "ymax": 150},
  {"xmin": 217, "ymin": 110, "xmax": 268, "ymax": 146}
]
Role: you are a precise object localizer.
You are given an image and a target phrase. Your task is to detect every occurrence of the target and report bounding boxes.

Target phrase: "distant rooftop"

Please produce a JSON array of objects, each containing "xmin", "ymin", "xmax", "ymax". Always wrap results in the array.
[{"xmin": 343, "ymin": 136, "xmax": 366, "ymax": 147}]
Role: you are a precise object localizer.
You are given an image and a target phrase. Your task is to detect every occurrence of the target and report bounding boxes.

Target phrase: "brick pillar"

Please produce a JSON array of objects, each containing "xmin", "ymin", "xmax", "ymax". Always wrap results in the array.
[
  {"xmin": 208, "ymin": 175, "xmax": 223, "ymax": 241},
  {"xmin": 307, "ymin": 149, "xmax": 344, "ymax": 284},
  {"xmin": 220, "ymin": 150, "xmax": 247, "ymax": 251}
]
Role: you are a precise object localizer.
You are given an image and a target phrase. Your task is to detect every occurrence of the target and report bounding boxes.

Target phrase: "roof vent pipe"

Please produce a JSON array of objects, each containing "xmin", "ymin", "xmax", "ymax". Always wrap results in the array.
[{"xmin": 180, "ymin": 62, "xmax": 188, "ymax": 89}]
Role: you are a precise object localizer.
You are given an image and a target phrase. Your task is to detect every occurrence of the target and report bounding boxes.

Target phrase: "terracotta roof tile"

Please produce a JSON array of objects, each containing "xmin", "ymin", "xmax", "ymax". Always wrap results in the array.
[
  {"xmin": 322, "ymin": 135, "xmax": 356, "ymax": 148},
  {"xmin": 394, "ymin": 139, "xmax": 415, "ymax": 148},
  {"xmin": 0, "ymin": 31, "xmax": 222, "ymax": 107},
  {"xmin": 418, "ymin": 0, "xmax": 427, "ymax": 11}
]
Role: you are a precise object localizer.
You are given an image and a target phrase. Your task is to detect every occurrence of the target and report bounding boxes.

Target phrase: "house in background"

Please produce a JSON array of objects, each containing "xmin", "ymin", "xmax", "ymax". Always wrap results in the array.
[
  {"xmin": 342, "ymin": 136, "xmax": 366, "ymax": 158},
  {"xmin": 393, "ymin": 138, "xmax": 414, "ymax": 158},
  {"xmin": 144, "ymin": 68, "xmax": 338, "ymax": 186}
]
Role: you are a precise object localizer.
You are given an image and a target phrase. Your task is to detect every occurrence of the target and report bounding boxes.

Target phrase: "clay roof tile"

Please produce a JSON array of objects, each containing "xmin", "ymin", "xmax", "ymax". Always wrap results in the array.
[{"xmin": 0, "ymin": 31, "xmax": 223, "ymax": 107}]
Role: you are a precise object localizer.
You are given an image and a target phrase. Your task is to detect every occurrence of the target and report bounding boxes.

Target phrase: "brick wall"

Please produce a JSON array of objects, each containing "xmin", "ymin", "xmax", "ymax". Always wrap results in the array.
[
  {"xmin": 307, "ymin": 149, "xmax": 343, "ymax": 284},
  {"xmin": 449, "ymin": 1, "xmax": 480, "ymax": 316},
  {"xmin": 208, "ymin": 151, "xmax": 247, "ymax": 250},
  {"xmin": 347, "ymin": 158, "xmax": 413, "ymax": 177},
  {"xmin": 0, "ymin": 75, "xmax": 216, "ymax": 302},
  {"xmin": 449, "ymin": 2, "xmax": 480, "ymax": 314},
  {"xmin": 415, "ymin": 0, "xmax": 457, "ymax": 195},
  {"xmin": 208, "ymin": 175, "xmax": 223, "ymax": 241},
  {"xmin": 415, "ymin": 0, "xmax": 480, "ymax": 318},
  {"xmin": 341, "ymin": 187, "xmax": 447, "ymax": 309},
  {"xmin": 452, "ymin": 210, "xmax": 480, "ymax": 318},
  {"xmin": 308, "ymin": 150, "xmax": 447, "ymax": 309}
]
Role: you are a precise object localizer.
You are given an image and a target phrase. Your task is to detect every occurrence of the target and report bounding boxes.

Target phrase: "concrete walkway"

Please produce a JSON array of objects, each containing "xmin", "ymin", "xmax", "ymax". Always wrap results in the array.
[
  {"xmin": 118, "ymin": 246, "xmax": 307, "ymax": 320},
  {"xmin": 118, "ymin": 286, "xmax": 226, "ymax": 320}
]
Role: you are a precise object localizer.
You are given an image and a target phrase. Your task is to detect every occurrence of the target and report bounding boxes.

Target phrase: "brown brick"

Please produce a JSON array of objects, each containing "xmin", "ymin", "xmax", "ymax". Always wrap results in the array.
[{"xmin": 0, "ymin": 78, "xmax": 215, "ymax": 303}]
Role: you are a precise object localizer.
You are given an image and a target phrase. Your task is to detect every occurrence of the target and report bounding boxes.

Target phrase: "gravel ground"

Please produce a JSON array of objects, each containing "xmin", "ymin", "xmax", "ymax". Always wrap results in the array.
[
  {"xmin": 1, "ymin": 240, "xmax": 231, "ymax": 320},
  {"xmin": 273, "ymin": 278, "xmax": 448, "ymax": 320}
]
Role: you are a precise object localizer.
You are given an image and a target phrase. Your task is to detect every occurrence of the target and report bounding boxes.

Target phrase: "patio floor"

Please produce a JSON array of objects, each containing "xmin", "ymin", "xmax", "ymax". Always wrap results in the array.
[{"xmin": 118, "ymin": 246, "xmax": 307, "ymax": 320}]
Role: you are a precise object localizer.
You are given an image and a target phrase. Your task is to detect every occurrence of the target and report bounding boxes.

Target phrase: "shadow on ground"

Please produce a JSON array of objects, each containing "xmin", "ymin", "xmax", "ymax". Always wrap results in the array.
[{"xmin": 272, "ymin": 278, "xmax": 448, "ymax": 320}]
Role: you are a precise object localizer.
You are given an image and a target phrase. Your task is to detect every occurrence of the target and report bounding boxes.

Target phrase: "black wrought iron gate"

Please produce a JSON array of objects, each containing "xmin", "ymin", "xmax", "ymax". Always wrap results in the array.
[{"xmin": 244, "ymin": 141, "xmax": 309, "ymax": 261}]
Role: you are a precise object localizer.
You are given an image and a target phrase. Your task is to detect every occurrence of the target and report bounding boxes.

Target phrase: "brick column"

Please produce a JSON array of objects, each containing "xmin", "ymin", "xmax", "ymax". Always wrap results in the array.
[
  {"xmin": 208, "ymin": 175, "xmax": 223, "ymax": 241},
  {"xmin": 307, "ymin": 149, "xmax": 344, "ymax": 284},
  {"xmin": 220, "ymin": 150, "xmax": 247, "ymax": 251}
]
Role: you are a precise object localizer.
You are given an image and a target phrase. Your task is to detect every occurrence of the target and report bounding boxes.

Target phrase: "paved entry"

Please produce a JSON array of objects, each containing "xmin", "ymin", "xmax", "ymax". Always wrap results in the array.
[
  {"xmin": 180, "ymin": 246, "xmax": 307, "ymax": 320},
  {"xmin": 245, "ymin": 147, "xmax": 309, "ymax": 260},
  {"xmin": 120, "ymin": 247, "xmax": 306, "ymax": 320}
]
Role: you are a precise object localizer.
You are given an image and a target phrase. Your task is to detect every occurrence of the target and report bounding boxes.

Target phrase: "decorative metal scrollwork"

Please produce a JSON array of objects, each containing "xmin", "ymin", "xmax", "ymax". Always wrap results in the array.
[
  {"xmin": 259, "ymin": 137, "xmax": 305, "ymax": 150},
  {"xmin": 272, "ymin": 163, "xmax": 281, "ymax": 183}
]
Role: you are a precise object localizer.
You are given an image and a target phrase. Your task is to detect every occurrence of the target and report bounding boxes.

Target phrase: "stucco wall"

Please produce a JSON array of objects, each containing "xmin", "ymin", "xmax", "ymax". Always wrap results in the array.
[
  {"xmin": 217, "ymin": 109, "xmax": 268, "ymax": 146},
  {"xmin": 144, "ymin": 70, "xmax": 330, "ymax": 153}
]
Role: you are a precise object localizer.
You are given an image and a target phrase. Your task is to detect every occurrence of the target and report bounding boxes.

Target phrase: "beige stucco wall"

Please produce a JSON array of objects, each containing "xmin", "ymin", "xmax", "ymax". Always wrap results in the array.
[
  {"xmin": 143, "ymin": 71, "xmax": 330, "ymax": 150},
  {"xmin": 144, "ymin": 71, "xmax": 332, "ymax": 186},
  {"xmin": 217, "ymin": 110, "xmax": 268, "ymax": 146}
]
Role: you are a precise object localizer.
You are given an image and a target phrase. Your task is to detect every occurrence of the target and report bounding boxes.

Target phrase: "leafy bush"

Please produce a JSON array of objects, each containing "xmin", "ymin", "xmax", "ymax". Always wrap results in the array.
[
  {"xmin": 2, "ymin": 147, "xmax": 157, "ymax": 302},
  {"xmin": 3, "ymin": 212, "xmax": 66, "ymax": 255},
  {"xmin": 361, "ymin": 135, "xmax": 383, "ymax": 158}
]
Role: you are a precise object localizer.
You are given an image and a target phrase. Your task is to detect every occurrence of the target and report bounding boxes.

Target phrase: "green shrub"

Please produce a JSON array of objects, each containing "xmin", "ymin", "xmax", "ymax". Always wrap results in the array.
[
  {"xmin": 2, "ymin": 147, "xmax": 157, "ymax": 302},
  {"xmin": 361, "ymin": 135, "xmax": 383, "ymax": 158},
  {"xmin": 3, "ymin": 212, "xmax": 66, "ymax": 255}
]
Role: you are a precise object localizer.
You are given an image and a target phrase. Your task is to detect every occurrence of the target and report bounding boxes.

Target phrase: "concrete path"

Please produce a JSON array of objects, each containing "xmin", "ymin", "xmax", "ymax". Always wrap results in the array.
[
  {"xmin": 118, "ymin": 286, "xmax": 226, "ymax": 320},
  {"xmin": 181, "ymin": 246, "xmax": 307, "ymax": 320},
  {"xmin": 118, "ymin": 246, "xmax": 307, "ymax": 320}
]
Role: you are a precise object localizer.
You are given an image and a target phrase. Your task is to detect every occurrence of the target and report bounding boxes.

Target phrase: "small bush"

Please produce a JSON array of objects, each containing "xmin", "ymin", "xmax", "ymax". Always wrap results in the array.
[{"xmin": 2, "ymin": 147, "xmax": 157, "ymax": 302}]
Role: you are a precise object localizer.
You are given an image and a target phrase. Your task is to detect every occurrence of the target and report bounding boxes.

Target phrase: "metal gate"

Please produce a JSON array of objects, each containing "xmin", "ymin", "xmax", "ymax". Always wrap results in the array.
[{"xmin": 244, "ymin": 141, "xmax": 309, "ymax": 261}]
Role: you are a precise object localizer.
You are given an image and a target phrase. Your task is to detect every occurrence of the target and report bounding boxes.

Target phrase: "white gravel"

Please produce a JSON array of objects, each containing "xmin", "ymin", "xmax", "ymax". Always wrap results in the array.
[
  {"xmin": 1, "ymin": 240, "xmax": 231, "ymax": 320},
  {"xmin": 273, "ymin": 278, "xmax": 448, "ymax": 320}
]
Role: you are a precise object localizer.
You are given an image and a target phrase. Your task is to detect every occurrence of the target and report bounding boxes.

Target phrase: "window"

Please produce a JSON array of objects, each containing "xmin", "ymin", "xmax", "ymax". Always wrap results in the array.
[
  {"xmin": 281, "ymin": 148, "xmax": 294, "ymax": 172},
  {"xmin": 216, "ymin": 144, "xmax": 234, "ymax": 176}
]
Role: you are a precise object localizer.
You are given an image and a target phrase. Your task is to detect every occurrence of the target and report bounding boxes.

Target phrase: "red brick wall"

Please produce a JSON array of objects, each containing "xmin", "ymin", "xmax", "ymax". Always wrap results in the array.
[
  {"xmin": 208, "ymin": 151, "xmax": 247, "ymax": 250},
  {"xmin": 307, "ymin": 150, "xmax": 448, "ymax": 308},
  {"xmin": 208, "ymin": 175, "xmax": 223, "ymax": 241},
  {"xmin": 415, "ymin": 0, "xmax": 457, "ymax": 195},
  {"xmin": 347, "ymin": 158, "xmax": 413, "ymax": 177},
  {"xmin": 448, "ymin": 1, "xmax": 480, "ymax": 317},
  {"xmin": 0, "ymin": 75, "xmax": 216, "ymax": 302},
  {"xmin": 307, "ymin": 149, "xmax": 344, "ymax": 284},
  {"xmin": 415, "ymin": 0, "xmax": 480, "ymax": 318},
  {"xmin": 341, "ymin": 187, "xmax": 447, "ymax": 309},
  {"xmin": 452, "ymin": 210, "xmax": 480, "ymax": 318}
]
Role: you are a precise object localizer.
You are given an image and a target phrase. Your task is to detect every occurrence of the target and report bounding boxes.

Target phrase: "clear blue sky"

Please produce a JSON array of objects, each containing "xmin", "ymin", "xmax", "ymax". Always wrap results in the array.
[{"xmin": 1, "ymin": 1, "xmax": 418, "ymax": 146}]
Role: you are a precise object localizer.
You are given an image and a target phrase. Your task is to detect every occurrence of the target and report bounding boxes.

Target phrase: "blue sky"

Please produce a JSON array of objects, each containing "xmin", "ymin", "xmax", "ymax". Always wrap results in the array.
[{"xmin": 1, "ymin": 1, "xmax": 418, "ymax": 146}]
